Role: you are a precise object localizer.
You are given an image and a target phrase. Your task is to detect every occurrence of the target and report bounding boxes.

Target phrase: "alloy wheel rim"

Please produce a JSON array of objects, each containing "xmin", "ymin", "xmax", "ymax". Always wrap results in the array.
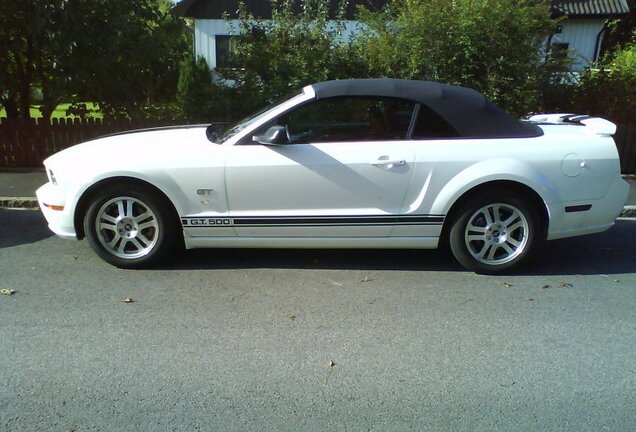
[
  {"xmin": 464, "ymin": 203, "xmax": 529, "ymax": 265},
  {"xmin": 95, "ymin": 196, "xmax": 159, "ymax": 259}
]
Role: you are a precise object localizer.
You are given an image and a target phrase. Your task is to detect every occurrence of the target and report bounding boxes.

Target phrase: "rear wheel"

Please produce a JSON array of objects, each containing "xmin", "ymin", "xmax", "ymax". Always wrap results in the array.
[
  {"xmin": 84, "ymin": 185, "xmax": 178, "ymax": 268},
  {"xmin": 449, "ymin": 192, "xmax": 540, "ymax": 274}
]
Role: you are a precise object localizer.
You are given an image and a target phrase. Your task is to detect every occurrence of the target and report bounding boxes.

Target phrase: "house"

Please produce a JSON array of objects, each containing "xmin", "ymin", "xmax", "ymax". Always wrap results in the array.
[
  {"xmin": 550, "ymin": 0, "xmax": 630, "ymax": 70},
  {"xmin": 173, "ymin": 0, "xmax": 630, "ymax": 72},
  {"xmin": 172, "ymin": 0, "xmax": 382, "ymax": 70}
]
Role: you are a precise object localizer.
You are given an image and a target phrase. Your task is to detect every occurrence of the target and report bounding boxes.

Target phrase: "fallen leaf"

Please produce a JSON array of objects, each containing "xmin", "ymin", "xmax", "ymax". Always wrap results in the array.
[
  {"xmin": 360, "ymin": 276, "xmax": 376, "ymax": 283},
  {"xmin": 541, "ymin": 284, "xmax": 551, "ymax": 289},
  {"xmin": 328, "ymin": 359, "xmax": 336, "ymax": 367},
  {"xmin": 498, "ymin": 282, "xmax": 514, "ymax": 288},
  {"xmin": 0, "ymin": 289, "xmax": 16, "ymax": 296},
  {"xmin": 123, "ymin": 297, "xmax": 134, "ymax": 303},
  {"xmin": 561, "ymin": 283, "xmax": 573, "ymax": 288},
  {"xmin": 523, "ymin": 297, "xmax": 534, "ymax": 302},
  {"xmin": 614, "ymin": 279, "xmax": 620, "ymax": 283},
  {"xmin": 288, "ymin": 314, "xmax": 297, "ymax": 321}
]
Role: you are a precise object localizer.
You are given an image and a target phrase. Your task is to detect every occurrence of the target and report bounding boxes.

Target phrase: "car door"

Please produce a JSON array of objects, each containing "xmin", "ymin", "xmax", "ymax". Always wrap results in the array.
[
  {"xmin": 393, "ymin": 103, "xmax": 465, "ymax": 238},
  {"xmin": 224, "ymin": 96, "xmax": 417, "ymax": 237}
]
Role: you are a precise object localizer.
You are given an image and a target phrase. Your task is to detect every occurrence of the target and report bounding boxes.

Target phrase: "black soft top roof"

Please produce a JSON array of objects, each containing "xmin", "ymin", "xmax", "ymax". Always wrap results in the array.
[{"xmin": 310, "ymin": 79, "xmax": 542, "ymax": 138}]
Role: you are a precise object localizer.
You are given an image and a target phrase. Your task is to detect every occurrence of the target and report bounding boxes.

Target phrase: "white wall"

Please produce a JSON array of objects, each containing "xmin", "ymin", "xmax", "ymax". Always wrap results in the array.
[
  {"xmin": 194, "ymin": 19, "xmax": 363, "ymax": 69},
  {"xmin": 194, "ymin": 20, "xmax": 233, "ymax": 69},
  {"xmin": 551, "ymin": 19, "xmax": 607, "ymax": 71},
  {"xmin": 195, "ymin": 18, "xmax": 608, "ymax": 72}
]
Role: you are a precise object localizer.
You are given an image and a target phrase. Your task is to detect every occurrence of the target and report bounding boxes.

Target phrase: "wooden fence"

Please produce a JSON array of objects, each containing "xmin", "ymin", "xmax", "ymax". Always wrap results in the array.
[
  {"xmin": 0, "ymin": 117, "xmax": 194, "ymax": 168},
  {"xmin": 614, "ymin": 124, "xmax": 636, "ymax": 174},
  {"xmin": 1, "ymin": 117, "xmax": 636, "ymax": 173}
]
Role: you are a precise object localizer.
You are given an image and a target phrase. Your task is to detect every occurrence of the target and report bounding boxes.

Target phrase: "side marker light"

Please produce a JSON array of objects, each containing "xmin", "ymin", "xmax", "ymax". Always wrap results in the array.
[{"xmin": 44, "ymin": 203, "xmax": 65, "ymax": 211}]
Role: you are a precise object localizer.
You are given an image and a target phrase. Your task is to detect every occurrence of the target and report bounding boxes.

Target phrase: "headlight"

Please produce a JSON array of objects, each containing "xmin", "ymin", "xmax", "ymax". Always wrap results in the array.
[{"xmin": 47, "ymin": 168, "xmax": 57, "ymax": 185}]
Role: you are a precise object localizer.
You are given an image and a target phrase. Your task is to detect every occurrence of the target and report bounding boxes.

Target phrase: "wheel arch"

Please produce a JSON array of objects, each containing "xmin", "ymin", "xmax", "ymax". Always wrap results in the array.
[
  {"xmin": 439, "ymin": 180, "xmax": 550, "ymax": 247},
  {"xmin": 73, "ymin": 176, "xmax": 181, "ymax": 240}
]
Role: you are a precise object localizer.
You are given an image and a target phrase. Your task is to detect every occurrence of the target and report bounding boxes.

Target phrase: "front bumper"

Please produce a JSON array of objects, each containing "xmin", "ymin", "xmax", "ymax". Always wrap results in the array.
[{"xmin": 36, "ymin": 182, "xmax": 78, "ymax": 239}]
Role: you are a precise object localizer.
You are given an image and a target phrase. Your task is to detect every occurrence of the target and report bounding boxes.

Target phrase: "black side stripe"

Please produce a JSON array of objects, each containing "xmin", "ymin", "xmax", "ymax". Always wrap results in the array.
[
  {"xmin": 182, "ymin": 214, "xmax": 445, "ymax": 227},
  {"xmin": 233, "ymin": 215, "xmax": 444, "ymax": 225}
]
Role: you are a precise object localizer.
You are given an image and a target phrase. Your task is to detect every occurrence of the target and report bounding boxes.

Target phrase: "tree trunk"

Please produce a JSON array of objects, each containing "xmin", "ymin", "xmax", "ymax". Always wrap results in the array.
[
  {"xmin": 14, "ymin": 41, "xmax": 34, "ymax": 119},
  {"xmin": 1, "ymin": 97, "xmax": 19, "ymax": 119}
]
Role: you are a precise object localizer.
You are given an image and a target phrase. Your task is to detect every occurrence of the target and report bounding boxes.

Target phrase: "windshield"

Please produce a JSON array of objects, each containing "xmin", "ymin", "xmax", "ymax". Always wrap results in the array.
[{"xmin": 213, "ymin": 91, "xmax": 305, "ymax": 143}]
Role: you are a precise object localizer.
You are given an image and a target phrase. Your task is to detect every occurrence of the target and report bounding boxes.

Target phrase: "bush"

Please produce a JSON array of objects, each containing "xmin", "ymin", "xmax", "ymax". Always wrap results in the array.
[
  {"xmin": 228, "ymin": 0, "xmax": 359, "ymax": 110},
  {"xmin": 574, "ymin": 33, "xmax": 636, "ymax": 123},
  {"xmin": 177, "ymin": 57, "xmax": 214, "ymax": 121},
  {"xmin": 354, "ymin": 0, "xmax": 556, "ymax": 117}
]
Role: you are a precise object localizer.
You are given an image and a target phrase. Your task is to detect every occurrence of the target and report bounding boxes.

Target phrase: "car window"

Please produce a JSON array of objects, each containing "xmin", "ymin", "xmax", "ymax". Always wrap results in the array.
[
  {"xmin": 218, "ymin": 92, "xmax": 305, "ymax": 143},
  {"xmin": 246, "ymin": 96, "xmax": 416, "ymax": 145},
  {"xmin": 411, "ymin": 104, "xmax": 460, "ymax": 139}
]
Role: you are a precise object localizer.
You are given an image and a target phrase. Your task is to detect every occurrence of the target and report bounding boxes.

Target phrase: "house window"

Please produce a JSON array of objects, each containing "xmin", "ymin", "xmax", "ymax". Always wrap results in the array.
[
  {"xmin": 550, "ymin": 43, "xmax": 569, "ymax": 61},
  {"xmin": 549, "ymin": 42, "xmax": 570, "ymax": 72},
  {"xmin": 215, "ymin": 35, "xmax": 240, "ymax": 69}
]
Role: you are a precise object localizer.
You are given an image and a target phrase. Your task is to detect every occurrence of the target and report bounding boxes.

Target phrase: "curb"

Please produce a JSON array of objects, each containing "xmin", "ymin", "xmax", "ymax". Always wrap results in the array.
[
  {"xmin": 622, "ymin": 205, "xmax": 636, "ymax": 218},
  {"xmin": 2, "ymin": 197, "xmax": 636, "ymax": 217},
  {"xmin": 0, "ymin": 197, "xmax": 39, "ymax": 210}
]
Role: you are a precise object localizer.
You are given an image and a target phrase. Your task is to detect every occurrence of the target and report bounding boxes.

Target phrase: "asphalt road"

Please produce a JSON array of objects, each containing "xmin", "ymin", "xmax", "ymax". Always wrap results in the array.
[{"xmin": 1, "ymin": 210, "xmax": 635, "ymax": 431}]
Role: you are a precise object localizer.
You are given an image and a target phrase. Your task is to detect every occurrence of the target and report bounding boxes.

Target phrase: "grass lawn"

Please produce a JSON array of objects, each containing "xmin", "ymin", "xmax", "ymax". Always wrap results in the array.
[{"xmin": 0, "ymin": 102, "xmax": 103, "ymax": 120}]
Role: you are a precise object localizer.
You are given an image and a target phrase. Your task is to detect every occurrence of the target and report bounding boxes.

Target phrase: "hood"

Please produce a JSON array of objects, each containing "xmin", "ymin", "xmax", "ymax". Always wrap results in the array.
[
  {"xmin": 42, "ymin": 125, "xmax": 217, "ymax": 187},
  {"xmin": 44, "ymin": 125, "xmax": 212, "ymax": 170}
]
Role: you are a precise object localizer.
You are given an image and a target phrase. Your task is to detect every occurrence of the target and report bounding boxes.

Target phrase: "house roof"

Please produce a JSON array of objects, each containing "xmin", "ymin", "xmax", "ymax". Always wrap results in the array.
[
  {"xmin": 310, "ymin": 79, "xmax": 543, "ymax": 138},
  {"xmin": 551, "ymin": 0, "xmax": 630, "ymax": 17},
  {"xmin": 174, "ymin": 0, "xmax": 630, "ymax": 19},
  {"xmin": 172, "ymin": 0, "xmax": 388, "ymax": 20}
]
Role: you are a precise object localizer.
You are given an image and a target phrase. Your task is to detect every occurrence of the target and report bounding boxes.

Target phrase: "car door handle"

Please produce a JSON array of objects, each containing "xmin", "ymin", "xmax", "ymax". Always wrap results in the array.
[{"xmin": 372, "ymin": 159, "xmax": 406, "ymax": 167}]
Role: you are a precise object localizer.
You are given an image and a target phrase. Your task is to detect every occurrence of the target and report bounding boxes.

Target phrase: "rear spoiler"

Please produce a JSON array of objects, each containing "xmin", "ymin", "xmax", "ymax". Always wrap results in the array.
[{"xmin": 527, "ymin": 114, "xmax": 617, "ymax": 137}]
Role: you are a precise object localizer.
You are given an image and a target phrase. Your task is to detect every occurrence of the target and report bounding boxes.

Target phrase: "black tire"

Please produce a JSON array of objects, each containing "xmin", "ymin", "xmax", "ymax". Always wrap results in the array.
[
  {"xmin": 449, "ymin": 191, "xmax": 540, "ymax": 274},
  {"xmin": 83, "ymin": 184, "xmax": 179, "ymax": 268}
]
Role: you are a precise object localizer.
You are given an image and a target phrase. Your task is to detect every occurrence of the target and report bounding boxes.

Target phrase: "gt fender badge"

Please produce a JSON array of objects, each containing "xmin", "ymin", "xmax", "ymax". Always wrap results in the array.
[{"xmin": 197, "ymin": 188, "xmax": 214, "ymax": 195}]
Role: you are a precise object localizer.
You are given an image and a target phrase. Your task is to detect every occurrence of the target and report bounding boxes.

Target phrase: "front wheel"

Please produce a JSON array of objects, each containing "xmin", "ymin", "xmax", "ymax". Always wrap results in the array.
[
  {"xmin": 449, "ymin": 192, "xmax": 540, "ymax": 274},
  {"xmin": 83, "ymin": 185, "xmax": 178, "ymax": 268}
]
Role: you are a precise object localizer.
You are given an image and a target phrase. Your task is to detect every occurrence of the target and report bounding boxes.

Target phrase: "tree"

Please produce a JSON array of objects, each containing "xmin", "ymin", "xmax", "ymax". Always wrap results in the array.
[
  {"xmin": 229, "ymin": 0, "xmax": 359, "ymax": 114},
  {"xmin": 0, "ymin": 0, "xmax": 67, "ymax": 119},
  {"xmin": 0, "ymin": 0, "xmax": 191, "ymax": 119},
  {"xmin": 601, "ymin": 0, "xmax": 636, "ymax": 55},
  {"xmin": 354, "ymin": 0, "xmax": 556, "ymax": 115},
  {"xmin": 68, "ymin": 0, "xmax": 191, "ymax": 116},
  {"xmin": 575, "ymin": 29, "xmax": 636, "ymax": 124},
  {"xmin": 177, "ymin": 57, "xmax": 215, "ymax": 121}
]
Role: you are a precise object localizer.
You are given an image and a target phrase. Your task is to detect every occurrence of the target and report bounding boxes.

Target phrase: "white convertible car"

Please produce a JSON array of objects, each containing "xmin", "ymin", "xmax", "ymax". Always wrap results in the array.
[{"xmin": 36, "ymin": 79, "xmax": 629, "ymax": 273}]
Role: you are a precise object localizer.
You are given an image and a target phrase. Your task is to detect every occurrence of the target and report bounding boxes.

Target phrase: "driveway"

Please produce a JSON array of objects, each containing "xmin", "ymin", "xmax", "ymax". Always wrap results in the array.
[{"xmin": 1, "ymin": 210, "xmax": 635, "ymax": 431}]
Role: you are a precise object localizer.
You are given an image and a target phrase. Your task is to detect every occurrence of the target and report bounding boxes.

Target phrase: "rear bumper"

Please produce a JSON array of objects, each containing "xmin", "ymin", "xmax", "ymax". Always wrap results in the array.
[
  {"xmin": 547, "ymin": 176, "xmax": 630, "ymax": 240},
  {"xmin": 36, "ymin": 183, "xmax": 78, "ymax": 239}
]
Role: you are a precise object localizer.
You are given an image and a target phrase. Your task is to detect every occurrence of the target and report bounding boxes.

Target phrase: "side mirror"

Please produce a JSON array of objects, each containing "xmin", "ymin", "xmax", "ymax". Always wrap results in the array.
[
  {"xmin": 253, "ymin": 125, "xmax": 289, "ymax": 145},
  {"xmin": 206, "ymin": 121, "xmax": 229, "ymax": 141}
]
